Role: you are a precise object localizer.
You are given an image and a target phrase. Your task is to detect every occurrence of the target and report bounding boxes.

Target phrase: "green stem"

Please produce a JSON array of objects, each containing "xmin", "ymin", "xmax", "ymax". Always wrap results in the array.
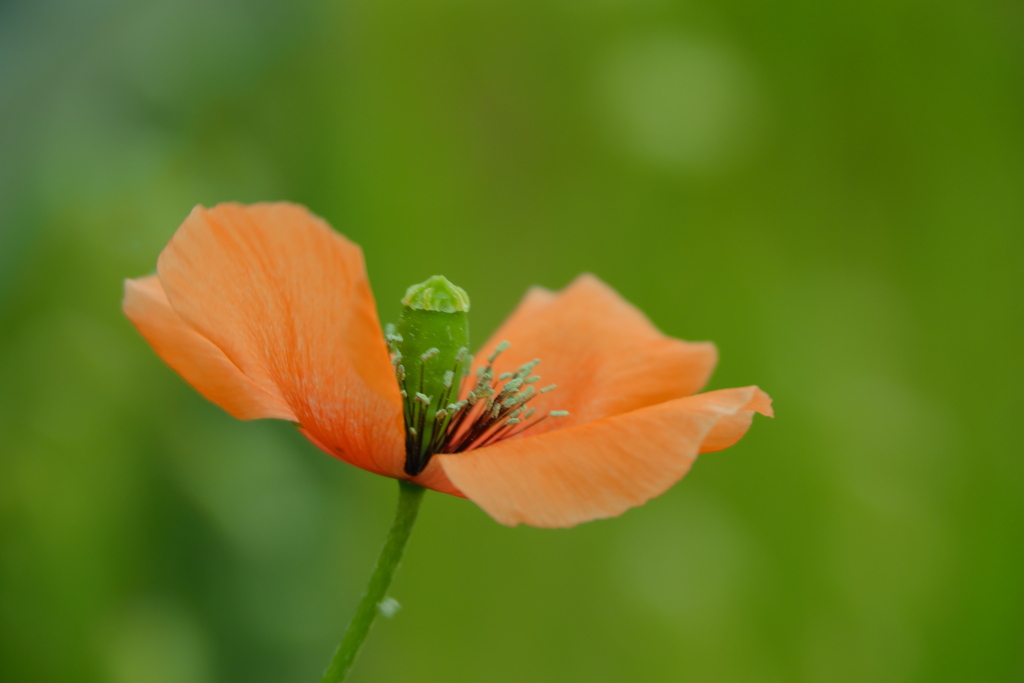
[{"xmin": 320, "ymin": 480, "xmax": 426, "ymax": 683}]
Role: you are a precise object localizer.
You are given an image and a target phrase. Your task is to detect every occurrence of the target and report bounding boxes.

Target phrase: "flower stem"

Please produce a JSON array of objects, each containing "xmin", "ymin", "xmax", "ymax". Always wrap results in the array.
[{"xmin": 320, "ymin": 480, "xmax": 426, "ymax": 683}]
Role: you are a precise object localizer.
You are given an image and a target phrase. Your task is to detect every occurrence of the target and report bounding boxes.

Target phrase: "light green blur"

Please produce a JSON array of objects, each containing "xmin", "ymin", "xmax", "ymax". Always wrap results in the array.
[{"xmin": 0, "ymin": 1, "xmax": 1022, "ymax": 682}]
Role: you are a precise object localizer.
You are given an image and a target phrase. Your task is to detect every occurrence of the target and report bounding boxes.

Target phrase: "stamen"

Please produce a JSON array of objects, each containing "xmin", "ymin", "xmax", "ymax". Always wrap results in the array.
[{"xmin": 388, "ymin": 323, "xmax": 567, "ymax": 462}]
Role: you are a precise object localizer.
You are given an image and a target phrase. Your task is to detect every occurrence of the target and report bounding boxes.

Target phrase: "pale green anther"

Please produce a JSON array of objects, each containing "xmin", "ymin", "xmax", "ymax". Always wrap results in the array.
[
  {"xmin": 504, "ymin": 378, "xmax": 523, "ymax": 392},
  {"xmin": 488, "ymin": 341, "xmax": 510, "ymax": 364},
  {"xmin": 506, "ymin": 418, "xmax": 521, "ymax": 426},
  {"xmin": 540, "ymin": 384, "xmax": 557, "ymax": 393},
  {"xmin": 518, "ymin": 359, "xmax": 541, "ymax": 374},
  {"xmin": 523, "ymin": 407, "xmax": 536, "ymax": 420},
  {"xmin": 499, "ymin": 372, "xmax": 513, "ymax": 380},
  {"xmin": 395, "ymin": 275, "xmax": 471, "ymax": 476},
  {"xmin": 550, "ymin": 410, "xmax": 570, "ymax": 417},
  {"xmin": 524, "ymin": 376, "xmax": 540, "ymax": 384},
  {"xmin": 401, "ymin": 275, "xmax": 470, "ymax": 313}
]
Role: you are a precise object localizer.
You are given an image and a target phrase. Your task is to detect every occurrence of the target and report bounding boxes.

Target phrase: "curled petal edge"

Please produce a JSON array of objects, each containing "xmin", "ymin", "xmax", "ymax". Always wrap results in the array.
[
  {"xmin": 123, "ymin": 275, "xmax": 297, "ymax": 422},
  {"xmin": 437, "ymin": 386, "xmax": 772, "ymax": 528}
]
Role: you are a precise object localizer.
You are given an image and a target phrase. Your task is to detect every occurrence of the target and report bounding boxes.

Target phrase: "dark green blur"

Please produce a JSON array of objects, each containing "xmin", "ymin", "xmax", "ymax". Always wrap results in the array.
[{"xmin": 0, "ymin": 1, "xmax": 1021, "ymax": 682}]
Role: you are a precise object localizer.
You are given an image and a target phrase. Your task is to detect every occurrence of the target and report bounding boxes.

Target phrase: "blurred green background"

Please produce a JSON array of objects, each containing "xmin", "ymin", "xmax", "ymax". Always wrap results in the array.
[{"xmin": 1, "ymin": 0, "xmax": 1022, "ymax": 681}]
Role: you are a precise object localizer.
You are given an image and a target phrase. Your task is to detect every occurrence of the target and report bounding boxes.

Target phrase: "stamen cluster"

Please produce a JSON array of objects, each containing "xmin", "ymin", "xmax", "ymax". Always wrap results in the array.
[{"xmin": 385, "ymin": 327, "xmax": 568, "ymax": 475}]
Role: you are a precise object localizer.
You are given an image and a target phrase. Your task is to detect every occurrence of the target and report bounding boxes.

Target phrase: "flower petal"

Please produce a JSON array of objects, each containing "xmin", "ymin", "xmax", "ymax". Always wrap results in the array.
[
  {"xmin": 154, "ymin": 203, "xmax": 404, "ymax": 478},
  {"xmin": 437, "ymin": 386, "xmax": 772, "ymax": 528},
  {"xmin": 123, "ymin": 275, "xmax": 296, "ymax": 421},
  {"xmin": 472, "ymin": 274, "xmax": 718, "ymax": 435}
]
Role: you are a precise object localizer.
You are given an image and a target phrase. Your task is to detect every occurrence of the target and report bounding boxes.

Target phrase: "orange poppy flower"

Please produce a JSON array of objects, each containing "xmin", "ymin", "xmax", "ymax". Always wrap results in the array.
[{"xmin": 123, "ymin": 203, "xmax": 771, "ymax": 528}]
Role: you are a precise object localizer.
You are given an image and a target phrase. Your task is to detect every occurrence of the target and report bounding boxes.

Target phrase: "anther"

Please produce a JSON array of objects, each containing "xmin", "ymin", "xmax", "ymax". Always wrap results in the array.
[
  {"xmin": 540, "ymin": 384, "xmax": 557, "ymax": 393},
  {"xmin": 518, "ymin": 359, "xmax": 541, "ymax": 374},
  {"xmin": 443, "ymin": 370, "xmax": 454, "ymax": 388},
  {"xmin": 488, "ymin": 340, "xmax": 511, "ymax": 364},
  {"xmin": 420, "ymin": 347, "xmax": 440, "ymax": 362},
  {"xmin": 550, "ymin": 410, "xmax": 570, "ymax": 417},
  {"xmin": 414, "ymin": 392, "xmax": 431, "ymax": 405}
]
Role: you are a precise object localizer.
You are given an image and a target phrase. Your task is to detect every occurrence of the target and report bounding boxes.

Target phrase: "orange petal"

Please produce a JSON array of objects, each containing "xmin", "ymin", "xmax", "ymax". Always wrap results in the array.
[
  {"xmin": 153, "ymin": 203, "xmax": 404, "ymax": 478},
  {"xmin": 470, "ymin": 274, "xmax": 718, "ymax": 437},
  {"xmin": 123, "ymin": 275, "xmax": 296, "ymax": 421},
  {"xmin": 437, "ymin": 386, "xmax": 771, "ymax": 528}
]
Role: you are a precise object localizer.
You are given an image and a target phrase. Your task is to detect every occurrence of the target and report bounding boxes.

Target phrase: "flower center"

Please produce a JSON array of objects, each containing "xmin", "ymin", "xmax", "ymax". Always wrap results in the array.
[{"xmin": 387, "ymin": 276, "xmax": 566, "ymax": 476}]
